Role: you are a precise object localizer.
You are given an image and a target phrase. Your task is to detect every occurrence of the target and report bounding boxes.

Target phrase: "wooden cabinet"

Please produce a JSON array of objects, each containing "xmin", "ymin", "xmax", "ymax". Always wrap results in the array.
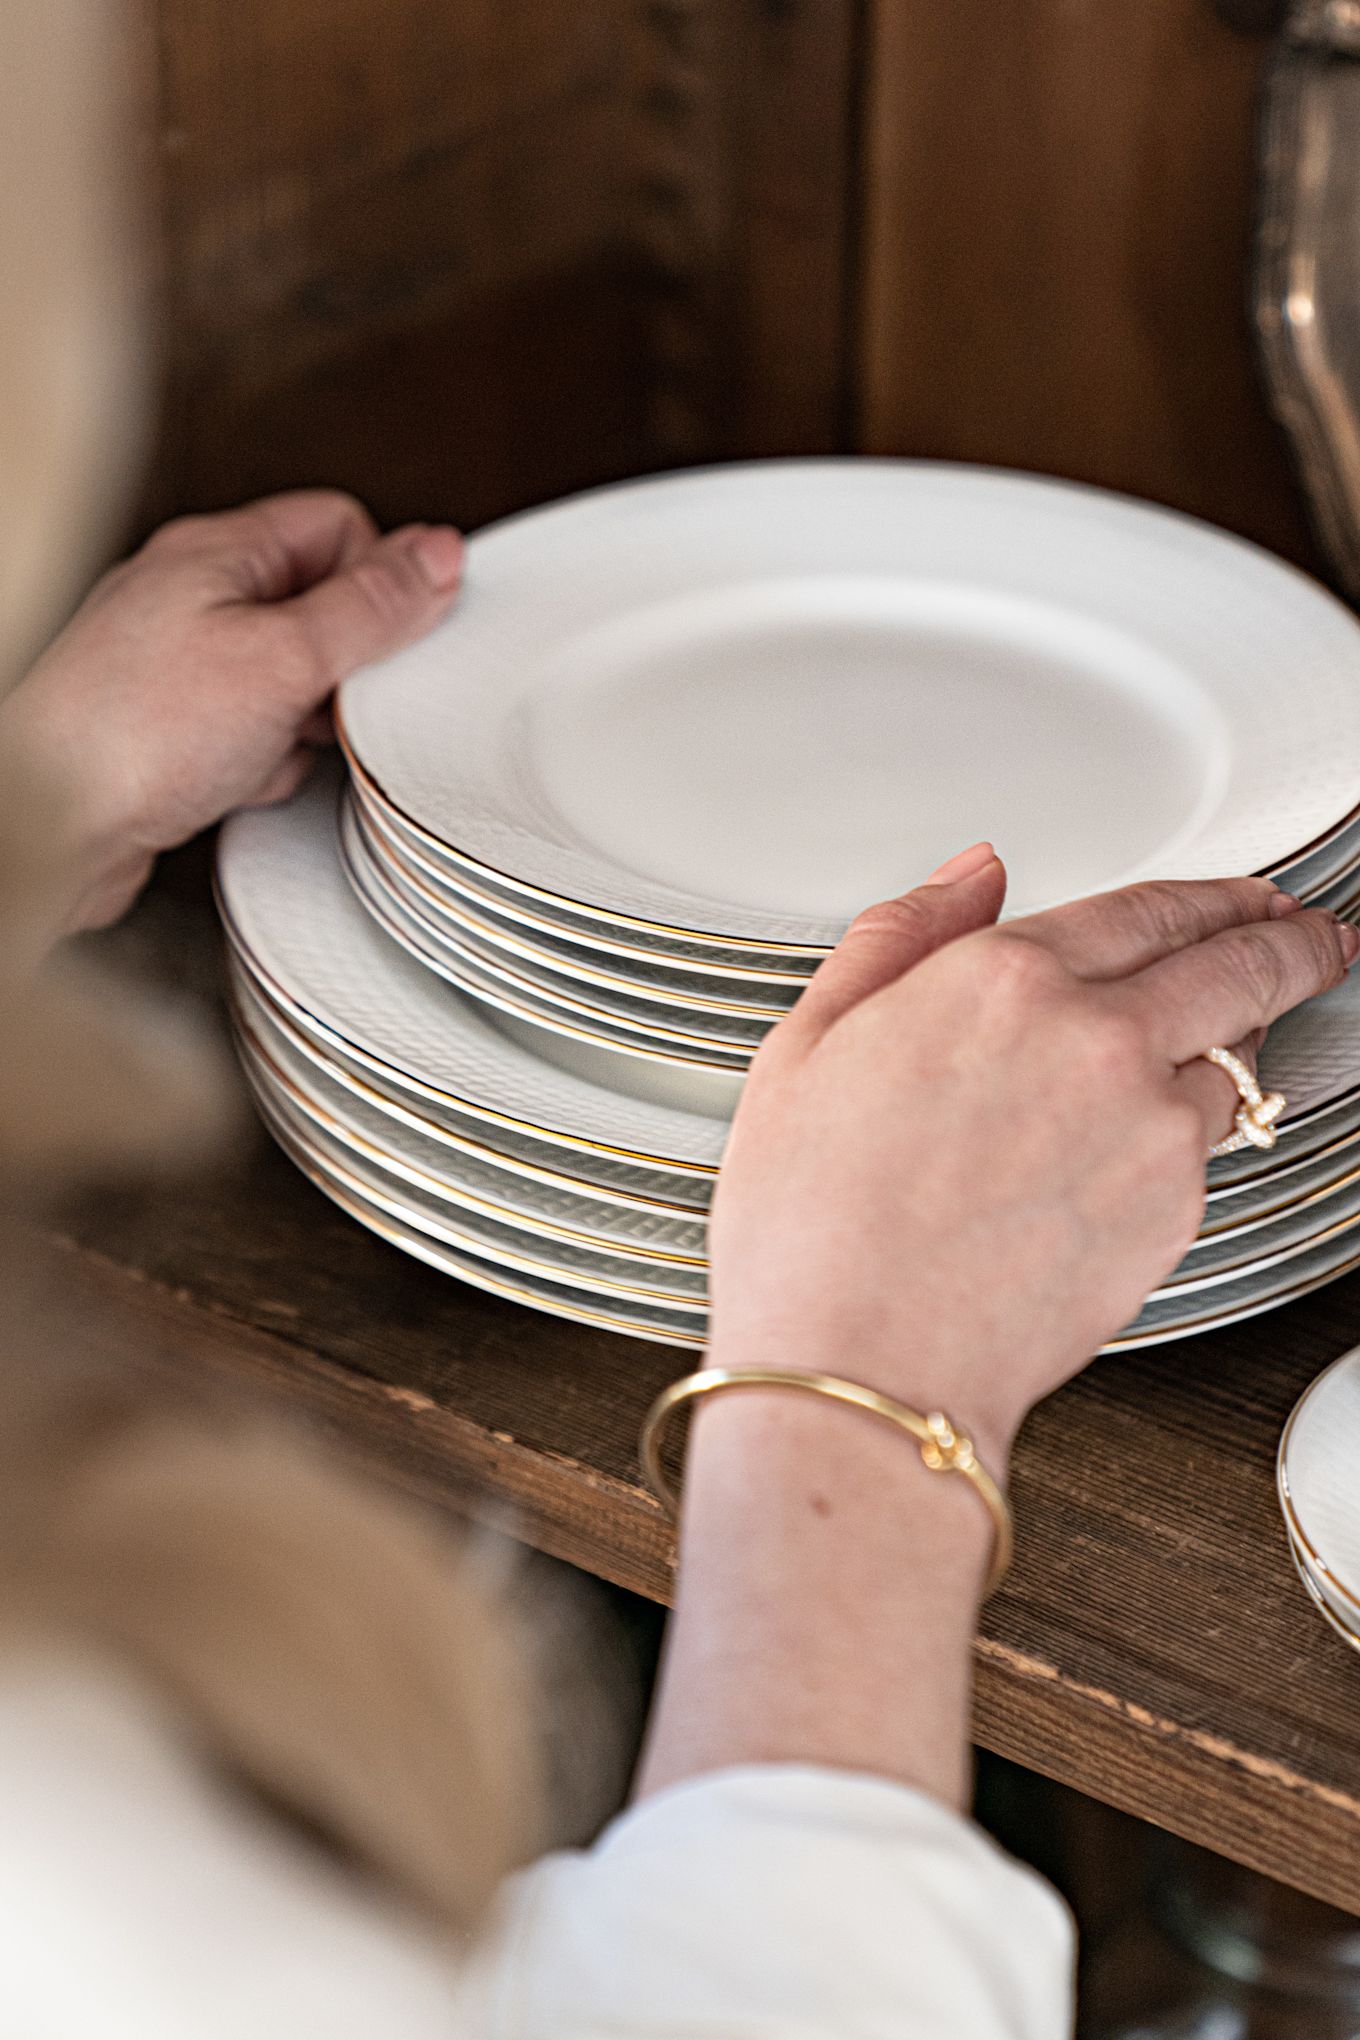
[{"xmin": 143, "ymin": 0, "xmax": 1315, "ymax": 561}]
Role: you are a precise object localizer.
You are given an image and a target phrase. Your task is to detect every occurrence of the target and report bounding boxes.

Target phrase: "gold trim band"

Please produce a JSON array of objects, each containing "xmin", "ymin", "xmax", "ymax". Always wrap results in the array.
[{"xmin": 639, "ymin": 1365, "xmax": 1013, "ymax": 1596}]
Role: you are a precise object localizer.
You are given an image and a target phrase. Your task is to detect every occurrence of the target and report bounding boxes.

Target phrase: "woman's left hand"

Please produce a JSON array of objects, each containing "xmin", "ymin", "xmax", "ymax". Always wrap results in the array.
[{"xmin": 0, "ymin": 490, "xmax": 463, "ymax": 931}]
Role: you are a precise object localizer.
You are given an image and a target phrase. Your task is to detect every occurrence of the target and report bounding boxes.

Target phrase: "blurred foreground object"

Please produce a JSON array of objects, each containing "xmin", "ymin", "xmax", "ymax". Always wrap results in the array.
[{"xmin": 0, "ymin": 0, "xmax": 147, "ymax": 685}]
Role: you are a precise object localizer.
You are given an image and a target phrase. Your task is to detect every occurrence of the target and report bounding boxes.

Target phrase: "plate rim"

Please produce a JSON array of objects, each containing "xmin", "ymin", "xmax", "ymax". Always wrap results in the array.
[{"xmin": 338, "ymin": 457, "xmax": 1360, "ymax": 950}]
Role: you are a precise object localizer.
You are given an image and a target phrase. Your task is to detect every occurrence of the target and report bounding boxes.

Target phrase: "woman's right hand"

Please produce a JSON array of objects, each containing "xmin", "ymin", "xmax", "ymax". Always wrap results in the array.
[
  {"xmin": 638, "ymin": 856, "xmax": 1355, "ymax": 1810},
  {"xmin": 708, "ymin": 850, "xmax": 1357, "ymax": 1464}
]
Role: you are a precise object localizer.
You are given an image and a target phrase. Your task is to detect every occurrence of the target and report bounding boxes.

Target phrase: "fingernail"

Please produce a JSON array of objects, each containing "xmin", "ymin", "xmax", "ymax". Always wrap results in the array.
[
  {"xmin": 408, "ymin": 525, "xmax": 464, "ymax": 592},
  {"xmin": 1269, "ymin": 890, "xmax": 1303, "ymax": 917},
  {"xmin": 1340, "ymin": 920, "xmax": 1360, "ymax": 964},
  {"xmin": 925, "ymin": 841, "xmax": 996, "ymax": 886}
]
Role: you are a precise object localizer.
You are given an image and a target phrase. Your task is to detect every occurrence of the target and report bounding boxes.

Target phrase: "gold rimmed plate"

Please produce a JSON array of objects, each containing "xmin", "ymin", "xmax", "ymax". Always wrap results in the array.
[
  {"xmin": 216, "ymin": 767, "xmax": 737, "ymax": 1177},
  {"xmin": 339, "ymin": 462, "xmax": 1360, "ymax": 951},
  {"xmin": 234, "ymin": 1004, "xmax": 709, "ymax": 1266}
]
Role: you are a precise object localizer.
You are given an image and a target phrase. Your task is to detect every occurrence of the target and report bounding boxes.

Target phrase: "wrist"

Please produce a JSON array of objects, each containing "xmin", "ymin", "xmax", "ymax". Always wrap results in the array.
[{"xmin": 701, "ymin": 1321, "xmax": 1023, "ymax": 1479}]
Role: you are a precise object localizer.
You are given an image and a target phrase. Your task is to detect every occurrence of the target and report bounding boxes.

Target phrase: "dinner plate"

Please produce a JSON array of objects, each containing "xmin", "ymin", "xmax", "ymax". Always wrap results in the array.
[
  {"xmin": 1285, "ymin": 1532, "xmax": 1360, "ymax": 1654},
  {"xmin": 353, "ymin": 746, "xmax": 1360, "ymax": 960},
  {"xmin": 216, "ymin": 767, "xmax": 734, "ymax": 1174},
  {"xmin": 224, "ymin": 768, "xmax": 1360, "ymax": 1174},
  {"xmin": 1279, "ymin": 1347, "xmax": 1360, "ymax": 1618},
  {"xmin": 1155, "ymin": 1163, "xmax": 1360, "ymax": 1291},
  {"xmin": 235, "ymin": 1004, "xmax": 708, "ymax": 1262},
  {"xmin": 349, "ymin": 791, "xmax": 800, "ymax": 1012},
  {"xmin": 239, "ymin": 942, "xmax": 1360, "ymax": 1289},
  {"xmin": 340, "ymin": 805, "xmax": 754, "ymax": 1078},
  {"xmin": 1273, "ymin": 810, "xmax": 1360, "ymax": 899},
  {"xmin": 1122, "ymin": 1209, "xmax": 1360, "ymax": 1341},
  {"xmin": 261, "ymin": 1045, "xmax": 1360, "ymax": 1347},
  {"xmin": 1201, "ymin": 1118, "xmax": 1360, "ymax": 1223},
  {"xmin": 229, "ymin": 961, "xmax": 716, "ymax": 1214},
  {"xmin": 350, "ymin": 773, "xmax": 819, "ymax": 980},
  {"xmin": 270, "ymin": 1110, "xmax": 707, "ymax": 1349},
  {"xmin": 249, "ymin": 1073, "xmax": 710, "ymax": 1309},
  {"xmin": 345, "ymin": 802, "xmax": 773, "ymax": 1051},
  {"xmin": 339, "ymin": 461, "xmax": 1360, "ymax": 949},
  {"xmin": 241, "ymin": 965, "xmax": 1360, "ymax": 1300}
]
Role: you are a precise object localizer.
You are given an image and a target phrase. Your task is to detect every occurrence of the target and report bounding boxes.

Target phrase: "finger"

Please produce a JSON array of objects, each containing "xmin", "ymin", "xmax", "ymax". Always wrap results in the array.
[
  {"xmin": 243, "ymin": 746, "xmax": 317, "ymax": 809},
  {"xmin": 144, "ymin": 491, "xmax": 380, "ymax": 600},
  {"xmin": 1174, "ymin": 1034, "xmax": 1261, "ymax": 1149},
  {"xmin": 284, "ymin": 525, "xmax": 464, "ymax": 696},
  {"xmin": 788, "ymin": 850, "xmax": 1007, "ymax": 1040},
  {"xmin": 1116, "ymin": 909, "xmax": 1356, "ymax": 1062},
  {"xmin": 1002, "ymin": 877, "xmax": 1297, "ymax": 981}
]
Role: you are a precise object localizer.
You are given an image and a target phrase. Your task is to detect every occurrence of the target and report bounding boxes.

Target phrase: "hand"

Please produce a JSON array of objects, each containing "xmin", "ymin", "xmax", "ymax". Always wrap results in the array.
[
  {"xmin": 708, "ymin": 848, "xmax": 1357, "ymax": 1463},
  {"xmin": 0, "ymin": 491, "xmax": 463, "ymax": 931},
  {"xmin": 638, "ymin": 854, "xmax": 1355, "ymax": 1808}
]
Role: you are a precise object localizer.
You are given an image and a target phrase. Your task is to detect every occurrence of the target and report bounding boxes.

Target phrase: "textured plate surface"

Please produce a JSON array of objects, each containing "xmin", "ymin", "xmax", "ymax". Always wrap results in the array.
[
  {"xmin": 216, "ymin": 767, "xmax": 735, "ymax": 1171},
  {"xmin": 229, "ymin": 961, "xmax": 715, "ymax": 1212},
  {"xmin": 235, "ymin": 1005, "xmax": 708, "ymax": 1261},
  {"xmin": 250, "ymin": 1072, "xmax": 709, "ymax": 1308},
  {"xmin": 346, "ymin": 801, "xmax": 773, "ymax": 1049},
  {"xmin": 351, "ymin": 791, "xmax": 800, "ymax": 1010},
  {"xmin": 272, "ymin": 1111, "xmax": 704, "ymax": 1349},
  {"xmin": 341, "ymin": 461, "xmax": 1360, "ymax": 946},
  {"xmin": 340, "ymin": 802, "xmax": 752, "ymax": 1086},
  {"xmin": 1280, "ymin": 1346, "xmax": 1360, "ymax": 1611}
]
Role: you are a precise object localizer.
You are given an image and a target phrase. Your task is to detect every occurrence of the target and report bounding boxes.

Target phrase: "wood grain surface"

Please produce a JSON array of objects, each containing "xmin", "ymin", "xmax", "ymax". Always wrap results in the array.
[
  {"xmin": 139, "ymin": 0, "xmax": 1314, "ymax": 574},
  {"xmin": 856, "ymin": 0, "xmax": 1315, "ymax": 563},
  {"xmin": 140, "ymin": 0, "xmax": 864, "ymax": 526},
  {"xmin": 41, "ymin": 850, "xmax": 1360, "ymax": 1916}
]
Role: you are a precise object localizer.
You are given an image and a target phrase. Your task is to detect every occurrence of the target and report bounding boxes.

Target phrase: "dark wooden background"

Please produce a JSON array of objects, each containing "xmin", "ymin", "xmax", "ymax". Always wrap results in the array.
[{"xmin": 140, "ymin": 0, "xmax": 1316, "ymax": 564}]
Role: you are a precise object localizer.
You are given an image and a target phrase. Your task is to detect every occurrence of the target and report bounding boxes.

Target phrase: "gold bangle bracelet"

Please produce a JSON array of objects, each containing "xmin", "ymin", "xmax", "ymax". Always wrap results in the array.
[{"xmin": 639, "ymin": 1366, "xmax": 1014, "ymax": 1598}]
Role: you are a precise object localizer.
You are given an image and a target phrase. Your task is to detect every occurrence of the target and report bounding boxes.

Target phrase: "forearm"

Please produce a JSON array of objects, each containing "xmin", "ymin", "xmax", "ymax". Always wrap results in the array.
[{"xmin": 634, "ymin": 1361, "xmax": 1011, "ymax": 1809}]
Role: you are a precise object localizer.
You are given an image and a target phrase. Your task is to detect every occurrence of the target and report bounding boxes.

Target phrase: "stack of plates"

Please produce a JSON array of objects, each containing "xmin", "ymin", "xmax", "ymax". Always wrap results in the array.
[
  {"xmin": 217, "ymin": 462, "xmax": 1360, "ymax": 1347},
  {"xmin": 1279, "ymin": 1349, "xmax": 1360, "ymax": 1654}
]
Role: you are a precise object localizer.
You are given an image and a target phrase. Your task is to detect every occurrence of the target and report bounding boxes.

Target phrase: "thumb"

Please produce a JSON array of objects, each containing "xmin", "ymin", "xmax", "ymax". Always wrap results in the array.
[
  {"xmin": 283, "ymin": 524, "xmax": 464, "ymax": 702},
  {"xmin": 789, "ymin": 844, "xmax": 1007, "ymax": 1039}
]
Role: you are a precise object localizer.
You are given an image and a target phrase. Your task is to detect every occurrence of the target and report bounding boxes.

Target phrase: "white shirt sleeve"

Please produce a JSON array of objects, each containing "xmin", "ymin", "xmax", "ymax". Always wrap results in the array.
[
  {"xmin": 0, "ymin": 1648, "xmax": 467, "ymax": 2040},
  {"xmin": 458, "ymin": 1765, "xmax": 1075, "ymax": 2040},
  {"xmin": 0, "ymin": 1649, "xmax": 1074, "ymax": 2040}
]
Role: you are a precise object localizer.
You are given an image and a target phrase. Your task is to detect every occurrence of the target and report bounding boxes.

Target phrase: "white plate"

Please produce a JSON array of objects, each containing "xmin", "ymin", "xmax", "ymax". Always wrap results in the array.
[
  {"xmin": 351, "ymin": 772, "xmax": 819, "ymax": 979},
  {"xmin": 1273, "ymin": 807, "xmax": 1360, "ymax": 898},
  {"xmin": 345, "ymin": 800, "xmax": 774, "ymax": 1050},
  {"xmin": 229, "ymin": 961, "xmax": 716, "ymax": 1214},
  {"xmin": 216, "ymin": 767, "xmax": 735, "ymax": 1174},
  {"xmin": 240, "ymin": 964, "xmax": 1360, "ymax": 1295},
  {"xmin": 1157, "ymin": 1162, "xmax": 1360, "ymax": 1291},
  {"xmin": 267, "ymin": 1057, "xmax": 1360, "ymax": 1348},
  {"xmin": 1124, "ymin": 1209, "xmax": 1360, "ymax": 1341},
  {"xmin": 249, "ymin": 1072, "xmax": 709, "ymax": 1310},
  {"xmin": 1284, "ymin": 1528, "xmax": 1360, "ymax": 1654},
  {"xmin": 354, "ymin": 754, "xmax": 1360, "ymax": 964},
  {"xmin": 351, "ymin": 791, "xmax": 800, "ymax": 1011},
  {"xmin": 221, "ymin": 766, "xmax": 1360, "ymax": 1172},
  {"xmin": 1278, "ymin": 1346, "xmax": 1360, "ymax": 1612},
  {"xmin": 339, "ymin": 461, "xmax": 1360, "ymax": 948},
  {"xmin": 1201, "ymin": 1119, "xmax": 1360, "ymax": 1222},
  {"xmin": 235, "ymin": 1003, "xmax": 708, "ymax": 1263},
  {"xmin": 270, "ymin": 1110, "xmax": 704, "ymax": 1349},
  {"xmin": 339, "ymin": 802, "xmax": 753, "ymax": 1084}
]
